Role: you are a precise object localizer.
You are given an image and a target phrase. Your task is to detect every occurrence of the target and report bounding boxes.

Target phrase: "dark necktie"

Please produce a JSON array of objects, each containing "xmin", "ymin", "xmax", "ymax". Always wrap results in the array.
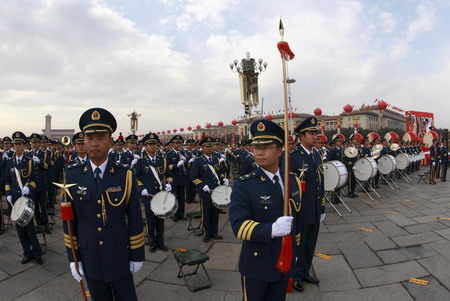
[
  {"xmin": 17, "ymin": 158, "xmax": 21, "ymax": 165},
  {"xmin": 273, "ymin": 175, "xmax": 284, "ymax": 200},
  {"xmin": 94, "ymin": 167, "xmax": 102, "ymax": 190}
]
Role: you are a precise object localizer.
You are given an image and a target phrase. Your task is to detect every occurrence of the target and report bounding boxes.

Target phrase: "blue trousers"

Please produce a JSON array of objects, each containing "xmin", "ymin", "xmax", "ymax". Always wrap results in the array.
[
  {"xmin": 16, "ymin": 220, "xmax": 42, "ymax": 258},
  {"xmin": 294, "ymin": 222, "xmax": 320, "ymax": 281},
  {"xmin": 85, "ymin": 273, "xmax": 137, "ymax": 301},
  {"xmin": 241, "ymin": 275, "xmax": 288, "ymax": 301}
]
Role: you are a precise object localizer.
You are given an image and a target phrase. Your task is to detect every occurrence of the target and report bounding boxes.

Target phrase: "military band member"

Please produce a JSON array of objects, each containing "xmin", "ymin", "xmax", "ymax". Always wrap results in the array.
[
  {"xmin": 326, "ymin": 135, "xmax": 344, "ymax": 203},
  {"xmin": 345, "ymin": 134, "xmax": 359, "ymax": 198},
  {"xmin": 441, "ymin": 140, "xmax": 448, "ymax": 181},
  {"xmin": 165, "ymin": 135, "xmax": 188, "ymax": 222},
  {"xmin": 29, "ymin": 133, "xmax": 51, "ymax": 234},
  {"xmin": 285, "ymin": 117, "xmax": 324, "ymax": 292},
  {"xmin": 69, "ymin": 132, "xmax": 88, "ymax": 164},
  {"xmin": 135, "ymin": 133, "xmax": 172, "ymax": 253},
  {"xmin": 184, "ymin": 139, "xmax": 197, "ymax": 204},
  {"xmin": 190, "ymin": 137, "xmax": 228, "ymax": 242},
  {"xmin": 64, "ymin": 108, "xmax": 144, "ymax": 301},
  {"xmin": 110, "ymin": 138, "xmax": 134, "ymax": 167},
  {"xmin": 230, "ymin": 120, "xmax": 300, "ymax": 301},
  {"xmin": 429, "ymin": 138, "xmax": 438, "ymax": 184},
  {"xmin": 4, "ymin": 131, "xmax": 43, "ymax": 264},
  {"xmin": 239, "ymin": 139, "xmax": 257, "ymax": 176}
]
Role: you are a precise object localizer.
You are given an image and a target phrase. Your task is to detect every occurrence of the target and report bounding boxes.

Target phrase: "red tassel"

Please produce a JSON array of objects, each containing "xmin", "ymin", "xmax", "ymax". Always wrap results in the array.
[
  {"xmin": 277, "ymin": 41, "xmax": 295, "ymax": 61},
  {"xmin": 275, "ymin": 234, "xmax": 293, "ymax": 273},
  {"xmin": 286, "ymin": 277, "xmax": 294, "ymax": 293},
  {"xmin": 301, "ymin": 181, "xmax": 306, "ymax": 192},
  {"xmin": 61, "ymin": 202, "xmax": 74, "ymax": 221}
]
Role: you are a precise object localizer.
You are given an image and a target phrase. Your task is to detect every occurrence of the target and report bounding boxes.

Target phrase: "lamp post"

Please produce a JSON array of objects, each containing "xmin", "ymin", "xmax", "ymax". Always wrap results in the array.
[{"xmin": 127, "ymin": 110, "xmax": 141, "ymax": 135}]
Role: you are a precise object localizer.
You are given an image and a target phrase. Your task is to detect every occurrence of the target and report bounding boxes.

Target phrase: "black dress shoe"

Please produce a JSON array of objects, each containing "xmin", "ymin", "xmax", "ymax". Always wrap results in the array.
[
  {"xmin": 149, "ymin": 246, "xmax": 157, "ymax": 253},
  {"xmin": 293, "ymin": 281, "xmax": 304, "ymax": 292},
  {"xmin": 158, "ymin": 244, "xmax": 168, "ymax": 251},
  {"xmin": 211, "ymin": 235, "xmax": 223, "ymax": 240},
  {"xmin": 179, "ymin": 217, "xmax": 187, "ymax": 221},
  {"xmin": 35, "ymin": 257, "xmax": 44, "ymax": 265},
  {"xmin": 45, "ymin": 228, "xmax": 52, "ymax": 234},
  {"xmin": 21, "ymin": 257, "xmax": 32, "ymax": 264},
  {"xmin": 302, "ymin": 275, "xmax": 319, "ymax": 284},
  {"xmin": 173, "ymin": 217, "xmax": 179, "ymax": 222},
  {"xmin": 203, "ymin": 237, "xmax": 210, "ymax": 242}
]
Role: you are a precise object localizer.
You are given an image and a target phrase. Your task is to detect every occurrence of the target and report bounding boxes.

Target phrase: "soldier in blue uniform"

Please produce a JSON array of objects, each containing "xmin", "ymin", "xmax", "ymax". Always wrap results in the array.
[
  {"xmin": 69, "ymin": 132, "xmax": 88, "ymax": 164},
  {"xmin": 165, "ymin": 135, "xmax": 188, "ymax": 222},
  {"xmin": 284, "ymin": 117, "xmax": 325, "ymax": 292},
  {"xmin": 28, "ymin": 133, "xmax": 51, "ymax": 234},
  {"xmin": 4, "ymin": 131, "xmax": 43, "ymax": 264},
  {"xmin": 441, "ymin": 139, "xmax": 448, "ymax": 181},
  {"xmin": 110, "ymin": 138, "xmax": 134, "ymax": 167},
  {"xmin": 239, "ymin": 139, "xmax": 257, "ymax": 176},
  {"xmin": 64, "ymin": 108, "xmax": 144, "ymax": 301},
  {"xmin": 190, "ymin": 137, "xmax": 229, "ymax": 242},
  {"xmin": 135, "ymin": 133, "xmax": 172, "ymax": 253},
  {"xmin": 345, "ymin": 134, "xmax": 359, "ymax": 198},
  {"xmin": 230, "ymin": 119, "xmax": 301, "ymax": 301},
  {"xmin": 326, "ymin": 135, "xmax": 344, "ymax": 203}
]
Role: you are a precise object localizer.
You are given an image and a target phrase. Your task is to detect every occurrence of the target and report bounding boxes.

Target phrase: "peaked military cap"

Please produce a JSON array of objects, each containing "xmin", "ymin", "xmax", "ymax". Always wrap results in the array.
[
  {"xmin": 126, "ymin": 134, "xmax": 138, "ymax": 142},
  {"xmin": 3, "ymin": 136, "xmax": 12, "ymax": 143},
  {"xmin": 213, "ymin": 137, "xmax": 221, "ymax": 145},
  {"xmin": 115, "ymin": 138, "xmax": 125, "ymax": 145},
  {"xmin": 12, "ymin": 131, "xmax": 27, "ymax": 144},
  {"xmin": 169, "ymin": 135, "xmax": 184, "ymax": 143},
  {"xmin": 41, "ymin": 135, "xmax": 49, "ymax": 143},
  {"xmin": 73, "ymin": 132, "xmax": 85, "ymax": 144},
  {"xmin": 200, "ymin": 136, "xmax": 214, "ymax": 146},
  {"xmin": 142, "ymin": 133, "xmax": 161, "ymax": 145},
  {"xmin": 79, "ymin": 108, "xmax": 117, "ymax": 134},
  {"xmin": 294, "ymin": 117, "xmax": 319, "ymax": 134},
  {"xmin": 250, "ymin": 119, "xmax": 284, "ymax": 145},
  {"xmin": 185, "ymin": 138, "xmax": 195, "ymax": 144},
  {"xmin": 29, "ymin": 133, "xmax": 42, "ymax": 143}
]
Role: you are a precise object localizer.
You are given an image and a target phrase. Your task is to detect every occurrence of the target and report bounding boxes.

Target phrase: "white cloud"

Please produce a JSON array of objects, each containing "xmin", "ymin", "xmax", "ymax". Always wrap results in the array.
[
  {"xmin": 379, "ymin": 11, "xmax": 397, "ymax": 33},
  {"xmin": 406, "ymin": 3, "xmax": 436, "ymax": 42}
]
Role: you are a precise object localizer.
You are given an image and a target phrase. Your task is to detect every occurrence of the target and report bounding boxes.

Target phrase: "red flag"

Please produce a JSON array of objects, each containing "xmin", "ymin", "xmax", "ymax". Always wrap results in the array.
[{"xmin": 277, "ymin": 41, "xmax": 295, "ymax": 61}]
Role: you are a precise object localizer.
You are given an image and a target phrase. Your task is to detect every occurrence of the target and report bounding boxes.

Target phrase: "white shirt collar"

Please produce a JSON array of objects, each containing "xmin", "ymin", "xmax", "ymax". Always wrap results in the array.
[
  {"xmin": 89, "ymin": 158, "xmax": 108, "ymax": 179},
  {"xmin": 300, "ymin": 144, "xmax": 312, "ymax": 155},
  {"xmin": 148, "ymin": 154, "xmax": 157, "ymax": 160},
  {"xmin": 78, "ymin": 156, "xmax": 87, "ymax": 162},
  {"xmin": 16, "ymin": 154, "xmax": 24, "ymax": 162},
  {"xmin": 261, "ymin": 167, "xmax": 284, "ymax": 196}
]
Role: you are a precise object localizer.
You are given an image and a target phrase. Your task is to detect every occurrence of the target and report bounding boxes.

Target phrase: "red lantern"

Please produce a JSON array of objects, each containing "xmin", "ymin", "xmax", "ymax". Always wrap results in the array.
[
  {"xmin": 196, "ymin": 125, "xmax": 201, "ymax": 130},
  {"xmin": 343, "ymin": 104, "xmax": 353, "ymax": 114},
  {"xmin": 288, "ymin": 112, "xmax": 296, "ymax": 118},
  {"xmin": 231, "ymin": 119, "xmax": 238, "ymax": 126},
  {"xmin": 173, "ymin": 129, "xmax": 177, "ymax": 133},
  {"xmin": 266, "ymin": 114, "xmax": 273, "ymax": 120},
  {"xmin": 180, "ymin": 128, "xmax": 184, "ymax": 132},
  {"xmin": 187, "ymin": 126, "xmax": 192, "ymax": 131},
  {"xmin": 167, "ymin": 130, "xmax": 171, "ymax": 133},
  {"xmin": 162, "ymin": 131, "xmax": 165, "ymax": 134},
  {"xmin": 314, "ymin": 108, "xmax": 322, "ymax": 116},
  {"xmin": 157, "ymin": 131, "xmax": 160, "ymax": 135},
  {"xmin": 206, "ymin": 123, "xmax": 211, "ymax": 129},
  {"xmin": 378, "ymin": 100, "xmax": 388, "ymax": 112},
  {"xmin": 218, "ymin": 121, "xmax": 223, "ymax": 127}
]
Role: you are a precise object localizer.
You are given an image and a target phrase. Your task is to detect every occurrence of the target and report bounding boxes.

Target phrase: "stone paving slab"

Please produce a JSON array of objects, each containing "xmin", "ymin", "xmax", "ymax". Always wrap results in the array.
[
  {"xmin": 204, "ymin": 242, "xmax": 241, "ymax": 271},
  {"xmin": 357, "ymin": 229, "xmax": 397, "ymax": 251},
  {"xmin": 385, "ymin": 213, "xmax": 417, "ymax": 227},
  {"xmin": 372, "ymin": 220, "xmax": 409, "ymax": 237},
  {"xmin": 376, "ymin": 245, "xmax": 437, "ymax": 264},
  {"xmin": 0, "ymin": 247, "xmax": 33, "ymax": 276},
  {"xmin": 403, "ymin": 221, "xmax": 448, "ymax": 234},
  {"xmin": 353, "ymin": 261, "xmax": 429, "ymax": 288},
  {"xmin": 402, "ymin": 275, "xmax": 450, "ymax": 301},
  {"xmin": 434, "ymin": 227, "xmax": 450, "ymax": 240},
  {"xmin": 418, "ymin": 255, "xmax": 450, "ymax": 290},
  {"xmin": 313, "ymin": 255, "xmax": 361, "ymax": 292},
  {"xmin": 320, "ymin": 283, "xmax": 413, "ymax": 301},
  {"xmin": 338, "ymin": 240, "xmax": 383, "ymax": 269},
  {"xmin": 391, "ymin": 232, "xmax": 442, "ymax": 247}
]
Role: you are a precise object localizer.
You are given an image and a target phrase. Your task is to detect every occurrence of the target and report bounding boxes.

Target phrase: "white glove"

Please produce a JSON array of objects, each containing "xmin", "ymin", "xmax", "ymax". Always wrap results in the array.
[
  {"xmin": 180, "ymin": 155, "xmax": 186, "ymax": 161},
  {"xmin": 219, "ymin": 158, "xmax": 226, "ymax": 163},
  {"xmin": 202, "ymin": 185, "xmax": 211, "ymax": 193},
  {"xmin": 22, "ymin": 186, "xmax": 30, "ymax": 196},
  {"xmin": 70, "ymin": 262, "xmax": 84, "ymax": 282},
  {"xmin": 134, "ymin": 154, "xmax": 141, "ymax": 160},
  {"xmin": 189, "ymin": 158, "xmax": 195, "ymax": 163},
  {"xmin": 439, "ymin": 160, "xmax": 442, "ymax": 163},
  {"xmin": 320, "ymin": 213, "xmax": 326, "ymax": 222},
  {"xmin": 223, "ymin": 178, "xmax": 229, "ymax": 186},
  {"xmin": 131, "ymin": 159, "xmax": 138, "ymax": 166},
  {"xmin": 271, "ymin": 216, "xmax": 293, "ymax": 238},
  {"xmin": 32, "ymin": 156, "xmax": 40, "ymax": 163},
  {"xmin": 432, "ymin": 162, "xmax": 436, "ymax": 166},
  {"xmin": 130, "ymin": 261, "xmax": 143, "ymax": 273},
  {"xmin": 177, "ymin": 160, "xmax": 185, "ymax": 167},
  {"xmin": 220, "ymin": 154, "xmax": 226, "ymax": 159},
  {"xmin": 141, "ymin": 189, "xmax": 149, "ymax": 197},
  {"xmin": 165, "ymin": 184, "xmax": 172, "ymax": 192},
  {"xmin": 7, "ymin": 196, "xmax": 13, "ymax": 206}
]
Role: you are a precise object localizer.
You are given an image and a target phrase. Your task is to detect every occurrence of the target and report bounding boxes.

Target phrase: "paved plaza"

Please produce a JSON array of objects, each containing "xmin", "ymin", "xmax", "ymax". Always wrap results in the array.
[{"xmin": 1, "ymin": 172, "xmax": 450, "ymax": 300}]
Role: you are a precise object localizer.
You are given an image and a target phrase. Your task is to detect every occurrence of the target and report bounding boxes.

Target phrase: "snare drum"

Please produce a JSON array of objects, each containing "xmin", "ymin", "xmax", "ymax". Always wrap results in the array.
[
  {"xmin": 354, "ymin": 158, "xmax": 378, "ymax": 181},
  {"xmin": 211, "ymin": 185, "xmax": 232, "ymax": 209},
  {"xmin": 11, "ymin": 196, "xmax": 35, "ymax": 227},
  {"xmin": 396, "ymin": 153, "xmax": 411, "ymax": 170},
  {"xmin": 151, "ymin": 191, "xmax": 178, "ymax": 219},
  {"xmin": 378, "ymin": 155, "xmax": 397, "ymax": 175},
  {"xmin": 323, "ymin": 160, "xmax": 348, "ymax": 191}
]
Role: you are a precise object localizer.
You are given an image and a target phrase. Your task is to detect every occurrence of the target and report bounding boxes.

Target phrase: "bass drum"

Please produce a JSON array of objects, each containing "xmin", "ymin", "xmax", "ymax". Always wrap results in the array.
[
  {"xmin": 354, "ymin": 158, "xmax": 378, "ymax": 181},
  {"xmin": 151, "ymin": 191, "xmax": 178, "ymax": 219},
  {"xmin": 211, "ymin": 185, "xmax": 232, "ymax": 209},
  {"xmin": 323, "ymin": 160, "xmax": 348, "ymax": 191},
  {"xmin": 378, "ymin": 155, "xmax": 397, "ymax": 175},
  {"xmin": 11, "ymin": 196, "xmax": 35, "ymax": 227},
  {"xmin": 396, "ymin": 153, "xmax": 411, "ymax": 170}
]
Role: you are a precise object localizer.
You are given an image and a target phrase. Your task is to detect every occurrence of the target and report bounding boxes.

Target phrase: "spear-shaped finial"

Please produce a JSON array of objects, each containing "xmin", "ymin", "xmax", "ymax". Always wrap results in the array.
[{"xmin": 279, "ymin": 17, "xmax": 284, "ymax": 41}]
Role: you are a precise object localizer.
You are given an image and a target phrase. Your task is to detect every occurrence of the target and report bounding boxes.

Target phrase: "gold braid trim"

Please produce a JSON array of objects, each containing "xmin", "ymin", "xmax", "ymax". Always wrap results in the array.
[
  {"xmin": 20, "ymin": 160, "xmax": 33, "ymax": 179},
  {"xmin": 289, "ymin": 198, "xmax": 301, "ymax": 213},
  {"xmin": 295, "ymin": 176, "xmax": 303, "ymax": 201},
  {"xmin": 105, "ymin": 169, "xmax": 132, "ymax": 207}
]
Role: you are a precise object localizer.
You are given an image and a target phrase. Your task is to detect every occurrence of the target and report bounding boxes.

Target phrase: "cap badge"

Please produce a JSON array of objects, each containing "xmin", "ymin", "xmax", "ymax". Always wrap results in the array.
[
  {"xmin": 257, "ymin": 122, "xmax": 265, "ymax": 132},
  {"xmin": 92, "ymin": 110, "xmax": 100, "ymax": 120},
  {"xmin": 15, "ymin": 133, "xmax": 20, "ymax": 137},
  {"xmin": 311, "ymin": 118, "xmax": 316, "ymax": 124},
  {"xmin": 80, "ymin": 133, "xmax": 84, "ymax": 137}
]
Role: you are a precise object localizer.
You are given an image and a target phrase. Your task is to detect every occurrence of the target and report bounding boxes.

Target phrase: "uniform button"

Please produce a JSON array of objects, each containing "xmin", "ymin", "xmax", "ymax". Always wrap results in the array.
[
  {"xmin": 97, "ymin": 200, "xmax": 101, "ymax": 204},
  {"xmin": 115, "ymin": 198, "xmax": 118, "ymax": 202},
  {"xmin": 253, "ymin": 252, "xmax": 258, "ymax": 256},
  {"xmin": 97, "ymin": 227, "xmax": 102, "ymax": 232},
  {"xmin": 99, "ymin": 241, "xmax": 104, "ymax": 245},
  {"xmin": 97, "ymin": 214, "xmax": 101, "ymax": 218},
  {"xmin": 79, "ymin": 197, "xmax": 82, "ymax": 200},
  {"xmin": 264, "ymin": 206, "xmax": 268, "ymax": 210}
]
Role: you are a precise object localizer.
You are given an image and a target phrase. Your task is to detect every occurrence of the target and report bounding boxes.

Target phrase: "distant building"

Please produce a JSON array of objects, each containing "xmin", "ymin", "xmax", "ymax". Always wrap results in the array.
[{"xmin": 42, "ymin": 114, "xmax": 75, "ymax": 140}]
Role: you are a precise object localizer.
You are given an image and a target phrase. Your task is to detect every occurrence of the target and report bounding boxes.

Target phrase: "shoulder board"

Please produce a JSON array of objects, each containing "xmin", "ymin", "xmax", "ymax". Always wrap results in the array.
[
  {"xmin": 112, "ymin": 161, "xmax": 130, "ymax": 169},
  {"xmin": 239, "ymin": 171, "xmax": 258, "ymax": 181},
  {"xmin": 67, "ymin": 161, "xmax": 85, "ymax": 169}
]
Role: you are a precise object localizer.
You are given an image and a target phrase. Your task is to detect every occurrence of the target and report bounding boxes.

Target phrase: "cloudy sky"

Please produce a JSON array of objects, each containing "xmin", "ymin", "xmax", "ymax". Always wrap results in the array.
[{"xmin": 1, "ymin": 0, "xmax": 449, "ymax": 137}]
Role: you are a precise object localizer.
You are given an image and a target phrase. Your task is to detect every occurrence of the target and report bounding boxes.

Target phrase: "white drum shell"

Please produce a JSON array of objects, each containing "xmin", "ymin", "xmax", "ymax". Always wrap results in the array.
[
  {"xmin": 323, "ymin": 160, "xmax": 348, "ymax": 191},
  {"xmin": 211, "ymin": 185, "xmax": 232, "ymax": 209},
  {"xmin": 354, "ymin": 158, "xmax": 378, "ymax": 181},
  {"xmin": 11, "ymin": 196, "xmax": 35, "ymax": 227},
  {"xmin": 378, "ymin": 155, "xmax": 397, "ymax": 175},
  {"xmin": 396, "ymin": 153, "xmax": 411, "ymax": 170},
  {"xmin": 151, "ymin": 191, "xmax": 178, "ymax": 219}
]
